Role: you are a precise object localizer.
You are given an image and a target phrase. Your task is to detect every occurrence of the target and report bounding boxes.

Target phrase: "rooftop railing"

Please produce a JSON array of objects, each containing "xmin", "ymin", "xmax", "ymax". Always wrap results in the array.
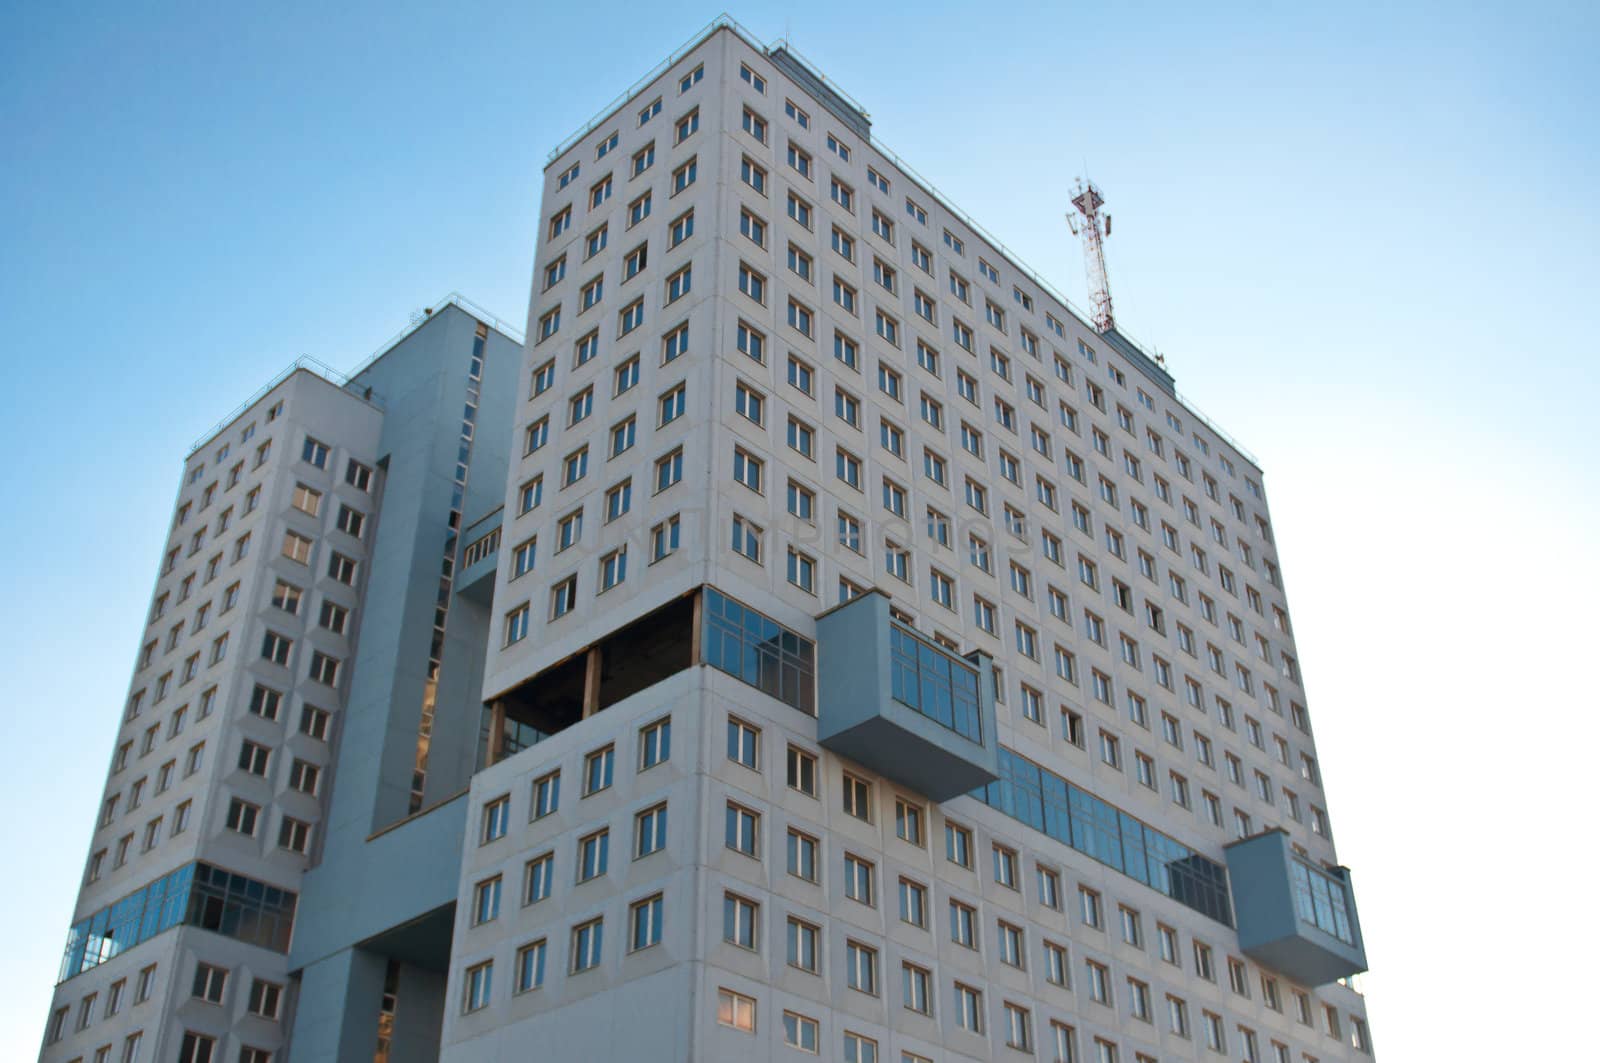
[
  {"xmin": 186, "ymin": 292, "xmax": 517, "ymax": 458},
  {"xmin": 546, "ymin": 14, "xmax": 761, "ymax": 165},
  {"xmin": 186, "ymin": 356, "xmax": 353, "ymax": 457},
  {"xmin": 542, "ymin": 17, "xmax": 1264, "ymax": 475}
]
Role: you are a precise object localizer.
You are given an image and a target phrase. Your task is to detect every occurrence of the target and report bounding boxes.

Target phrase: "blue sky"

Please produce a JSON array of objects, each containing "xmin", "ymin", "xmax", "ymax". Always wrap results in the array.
[{"xmin": 3, "ymin": 1, "xmax": 1596, "ymax": 1055}]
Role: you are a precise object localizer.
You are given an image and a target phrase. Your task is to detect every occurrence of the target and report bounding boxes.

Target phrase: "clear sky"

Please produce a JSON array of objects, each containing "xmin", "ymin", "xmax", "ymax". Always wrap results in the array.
[{"xmin": 3, "ymin": 1, "xmax": 1596, "ymax": 1055}]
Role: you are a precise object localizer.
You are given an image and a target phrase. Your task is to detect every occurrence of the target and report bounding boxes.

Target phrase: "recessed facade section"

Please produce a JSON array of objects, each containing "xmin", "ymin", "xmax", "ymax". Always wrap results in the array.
[
  {"xmin": 815, "ymin": 590, "xmax": 999, "ymax": 801},
  {"xmin": 1226, "ymin": 828, "xmax": 1368, "ymax": 986}
]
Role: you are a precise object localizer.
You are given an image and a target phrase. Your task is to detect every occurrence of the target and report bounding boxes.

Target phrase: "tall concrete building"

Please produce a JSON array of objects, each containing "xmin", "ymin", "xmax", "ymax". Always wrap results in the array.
[
  {"xmin": 449, "ymin": 20, "xmax": 1373, "ymax": 1063},
  {"xmin": 39, "ymin": 300, "xmax": 525, "ymax": 1063},
  {"xmin": 40, "ymin": 18, "xmax": 1375, "ymax": 1063}
]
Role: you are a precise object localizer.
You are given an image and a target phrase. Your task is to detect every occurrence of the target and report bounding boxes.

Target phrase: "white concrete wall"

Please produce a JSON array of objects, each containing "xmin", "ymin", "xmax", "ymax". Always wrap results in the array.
[
  {"xmin": 459, "ymin": 20, "xmax": 1371, "ymax": 1063},
  {"xmin": 42, "ymin": 370, "xmax": 384, "ymax": 1063}
]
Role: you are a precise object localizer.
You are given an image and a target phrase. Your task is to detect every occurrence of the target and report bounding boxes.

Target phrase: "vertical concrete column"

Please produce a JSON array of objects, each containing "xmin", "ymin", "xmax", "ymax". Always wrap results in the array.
[
  {"xmin": 290, "ymin": 947, "xmax": 387, "ymax": 1062},
  {"xmin": 581, "ymin": 645, "xmax": 602, "ymax": 718},
  {"xmin": 690, "ymin": 589, "xmax": 703, "ymax": 663},
  {"xmin": 390, "ymin": 965, "xmax": 447, "ymax": 1063},
  {"xmin": 487, "ymin": 699, "xmax": 506, "ymax": 766}
]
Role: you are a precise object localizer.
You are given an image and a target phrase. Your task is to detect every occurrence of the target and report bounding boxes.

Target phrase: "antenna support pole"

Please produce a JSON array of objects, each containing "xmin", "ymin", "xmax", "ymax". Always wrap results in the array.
[{"xmin": 1069, "ymin": 179, "xmax": 1115, "ymax": 333}]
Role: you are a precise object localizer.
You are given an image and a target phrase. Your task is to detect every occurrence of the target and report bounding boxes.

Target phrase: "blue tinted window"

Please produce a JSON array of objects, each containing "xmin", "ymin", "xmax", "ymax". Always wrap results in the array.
[
  {"xmin": 60, "ymin": 861, "xmax": 297, "ymax": 982},
  {"xmin": 888, "ymin": 624, "xmax": 982, "ymax": 744},
  {"xmin": 701, "ymin": 589, "xmax": 815, "ymax": 715},
  {"xmin": 976, "ymin": 749, "xmax": 1233, "ymax": 926}
]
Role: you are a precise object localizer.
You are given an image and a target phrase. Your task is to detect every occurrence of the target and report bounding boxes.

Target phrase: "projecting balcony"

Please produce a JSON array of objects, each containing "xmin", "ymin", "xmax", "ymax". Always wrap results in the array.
[
  {"xmin": 1225, "ymin": 829, "xmax": 1368, "ymax": 986},
  {"xmin": 815, "ymin": 590, "xmax": 999, "ymax": 802},
  {"xmin": 455, "ymin": 507, "xmax": 502, "ymax": 604}
]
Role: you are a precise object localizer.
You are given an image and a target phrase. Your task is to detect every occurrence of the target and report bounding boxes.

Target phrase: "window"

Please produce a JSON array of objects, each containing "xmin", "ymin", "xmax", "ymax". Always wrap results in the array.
[
  {"xmin": 890, "ymin": 873, "xmax": 928, "ymax": 929},
  {"xmin": 741, "ymin": 106, "xmax": 767, "ymax": 143},
  {"xmin": 655, "ymin": 448, "xmax": 684, "ymax": 492},
  {"xmin": 571, "ymin": 918, "xmax": 604, "ymax": 973},
  {"xmin": 717, "ymin": 987, "xmax": 756, "ymax": 1032},
  {"xmin": 993, "ymin": 844, "xmax": 1019, "ymax": 889},
  {"xmin": 1080, "ymin": 886, "xmax": 1103, "ymax": 928},
  {"xmin": 472, "ymin": 875, "xmax": 502, "ymax": 925},
  {"xmin": 946, "ymin": 822, "xmax": 973, "ymax": 867},
  {"xmin": 635, "ymin": 802, "xmax": 667, "ymax": 857},
  {"xmin": 783, "ymin": 1011, "xmax": 819, "ymax": 1052},
  {"xmin": 723, "ymin": 892, "xmax": 759, "ymax": 950},
  {"xmin": 461, "ymin": 960, "xmax": 492, "ymax": 1013},
  {"xmin": 633, "ymin": 715, "xmax": 670, "ymax": 770},
  {"xmin": 238, "ymin": 978, "xmax": 280, "ymax": 1022},
  {"xmin": 671, "ymin": 156, "xmax": 697, "ymax": 195},
  {"xmin": 318, "ymin": 599, "xmax": 349, "ymax": 635},
  {"xmin": 517, "ymin": 476, "xmax": 543, "ymax": 515},
  {"xmin": 630, "ymin": 893, "xmax": 664, "ymax": 951},
  {"xmin": 894, "ymin": 798, "xmax": 924, "ymax": 846},
  {"xmin": 650, "ymin": 515, "xmax": 680, "ymax": 561},
  {"xmin": 998, "ymin": 919, "xmax": 1026, "ymax": 968},
  {"xmin": 1002, "ymin": 1001, "xmax": 1033, "ymax": 1051},
  {"xmin": 955, "ymin": 982, "xmax": 984, "ymax": 1033},
  {"xmin": 531, "ymin": 770, "xmax": 560, "ymax": 819},
  {"xmin": 788, "ymin": 190, "xmax": 813, "ymax": 227},
  {"xmin": 192, "ymin": 961, "xmax": 227, "ymax": 1003},
  {"xmin": 846, "ymin": 940, "xmax": 878, "ymax": 995},
  {"xmin": 787, "ymin": 827, "xmax": 820, "ymax": 882},
  {"xmin": 669, "ymin": 207, "xmax": 694, "ymax": 246},
  {"xmin": 577, "ymin": 828, "xmax": 609, "ymax": 881},
  {"xmin": 844, "ymin": 853, "xmax": 875, "ymax": 906},
  {"xmin": 135, "ymin": 964, "xmax": 158, "ymax": 1003},
  {"xmin": 309, "ymin": 650, "xmax": 341, "ymax": 686},
  {"xmin": 731, "ymin": 514, "xmax": 762, "ymax": 562},
  {"xmin": 563, "ymin": 445, "xmax": 588, "ymax": 486},
  {"xmin": 675, "ymin": 107, "xmax": 700, "ymax": 143},
  {"xmin": 281, "ymin": 531, "xmax": 312, "ymax": 565},
  {"xmin": 278, "ymin": 814, "xmax": 312, "ymax": 853},
  {"xmin": 624, "ymin": 140, "xmax": 649, "ymax": 175},
  {"xmin": 725, "ymin": 802, "xmax": 759, "ymax": 857},
  {"xmin": 842, "ymin": 772, "xmax": 872, "ymax": 821},
  {"xmin": 327, "ymin": 552, "xmax": 357, "ymax": 585},
  {"xmin": 299, "ymin": 436, "xmax": 330, "ymax": 470},
  {"xmin": 785, "ymin": 547, "xmax": 816, "ymax": 593},
  {"xmin": 524, "ymin": 852, "xmax": 553, "ymax": 904},
  {"xmin": 289, "ymin": 758, "xmax": 320, "ymax": 796},
  {"xmin": 1085, "ymin": 959, "xmax": 1111, "ymax": 1006},
  {"xmin": 734, "ymin": 381, "xmax": 764, "ymax": 426},
  {"xmin": 726, "ymin": 717, "xmax": 760, "ymax": 769},
  {"xmin": 583, "ymin": 745, "xmax": 614, "ymax": 795},
  {"xmin": 1034, "ymin": 940, "xmax": 1068, "ymax": 995},
  {"xmin": 515, "ymin": 940, "xmax": 546, "ymax": 993},
  {"xmin": 178, "ymin": 1033, "xmax": 217, "ymax": 1063},
  {"xmin": 226, "ymin": 797, "xmax": 259, "ymax": 836},
  {"xmin": 481, "ymin": 795, "xmax": 509, "ymax": 844},
  {"xmin": 740, "ymin": 155, "xmax": 767, "ymax": 194},
  {"xmin": 739, "ymin": 207, "xmax": 766, "ymax": 246},
  {"xmin": 738, "ymin": 262, "xmax": 766, "ymax": 304}
]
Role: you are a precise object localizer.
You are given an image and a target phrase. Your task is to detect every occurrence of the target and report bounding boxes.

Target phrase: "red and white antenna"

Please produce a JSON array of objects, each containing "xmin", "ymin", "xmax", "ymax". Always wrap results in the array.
[{"xmin": 1067, "ymin": 178, "xmax": 1114, "ymax": 333}]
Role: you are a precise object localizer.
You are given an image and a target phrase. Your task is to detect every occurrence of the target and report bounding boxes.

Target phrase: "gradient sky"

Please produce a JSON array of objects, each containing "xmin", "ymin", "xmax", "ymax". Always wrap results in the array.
[{"xmin": 3, "ymin": 1, "xmax": 1596, "ymax": 1056}]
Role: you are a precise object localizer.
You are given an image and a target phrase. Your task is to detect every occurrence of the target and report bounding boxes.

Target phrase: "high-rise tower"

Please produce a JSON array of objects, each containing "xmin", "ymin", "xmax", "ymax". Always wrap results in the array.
[
  {"xmin": 446, "ymin": 19, "xmax": 1373, "ymax": 1063},
  {"xmin": 39, "ymin": 300, "xmax": 523, "ymax": 1063},
  {"xmin": 39, "ymin": 19, "xmax": 1375, "ymax": 1063}
]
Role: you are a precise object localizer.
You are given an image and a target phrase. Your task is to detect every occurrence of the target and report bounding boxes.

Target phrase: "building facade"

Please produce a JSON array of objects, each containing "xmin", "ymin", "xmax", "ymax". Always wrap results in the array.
[
  {"xmin": 447, "ymin": 20, "xmax": 1373, "ymax": 1063},
  {"xmin": 40, "ymin": 19, "xmax": 1375, "ymax": 1063},
  {"xmin": 40, "ymin": 302, "xmax": 523, "ymax": 1063}
]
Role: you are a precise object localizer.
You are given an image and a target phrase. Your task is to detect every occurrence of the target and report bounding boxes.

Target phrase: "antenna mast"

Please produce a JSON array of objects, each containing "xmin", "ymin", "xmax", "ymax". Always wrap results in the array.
[{"xmin": 1067, "ymin": 178, "xmax": 1114, "ymax": 333}]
